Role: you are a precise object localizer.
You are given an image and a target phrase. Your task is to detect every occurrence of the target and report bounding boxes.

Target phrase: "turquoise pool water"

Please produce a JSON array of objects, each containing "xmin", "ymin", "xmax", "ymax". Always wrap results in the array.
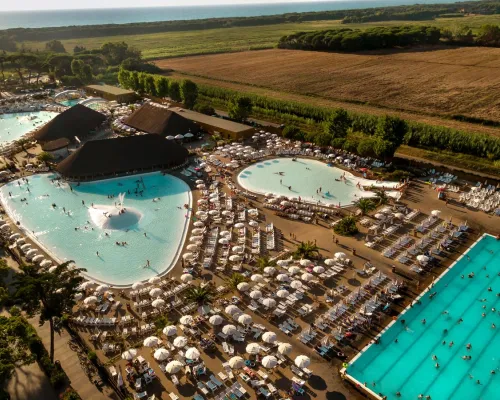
[
  {"xmin": 237, "ymin": 158, "xmax": 398, "ymax": 206},
  {"xmin": 348, "ymin": 234, "xmax": 500, "ymax": 400},
  {"xmin": 0, "ymin": 111, "xmax": 57, "ymax": 145},
  {"xmin": 0, "ymin": 172, "xmax": 191, "ymax": 286},
  {"xmin": 58, "ymin": 99, "xmax": 81, "ymax": 107}
]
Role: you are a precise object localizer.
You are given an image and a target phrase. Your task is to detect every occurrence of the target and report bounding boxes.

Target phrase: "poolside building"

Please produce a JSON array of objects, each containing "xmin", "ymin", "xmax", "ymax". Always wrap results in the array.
[
  {"xmin": 34, "ymin": 104, "xmax": 106, "ymax": 144},
  {"xmin": 125, "ymin": 103, "xmax": 200, "ymax": 137},
  {"xmin": 84, "ymin": 84, "xmax": 138, "ymax": 104},
  {"xmin": 41, "ymin": 138, "xmax": 70, "ymax": 159},
  {"xmin": 56, "ymin": 135, "xmax": 188, "ymax": 180}
]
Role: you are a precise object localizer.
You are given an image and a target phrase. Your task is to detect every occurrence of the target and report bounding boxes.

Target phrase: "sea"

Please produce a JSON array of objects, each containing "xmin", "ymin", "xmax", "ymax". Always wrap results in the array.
[{"xmin": 0, "ymin": 1, "xmax": 461, "ymax": 30}]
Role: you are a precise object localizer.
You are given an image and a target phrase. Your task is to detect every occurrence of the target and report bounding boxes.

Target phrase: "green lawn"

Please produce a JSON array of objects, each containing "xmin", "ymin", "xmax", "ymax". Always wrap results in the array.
[{"xmin": 20, "ymin": 14, "xmax": 500, "ymax": 60}]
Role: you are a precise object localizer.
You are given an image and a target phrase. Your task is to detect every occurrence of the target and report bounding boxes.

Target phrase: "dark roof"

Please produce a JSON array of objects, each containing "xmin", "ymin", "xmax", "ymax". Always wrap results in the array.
[
  {"xmin": 34, "ymin": 104, "xmax": 106, "ymax": 143},
  {"xmin": 85, "ymin": 84, "xmax": 135, "ymax": 96},
  {"xmin": 125, "ymin": 103, "xmax": 200, "ymax": 137},
  {"xmin": 56, "ymin": 135, "xmax": 189, "ymax": 178},
  {"xmin": 41, "ymin": 138, "xmax": 70, "ymax": 151}
]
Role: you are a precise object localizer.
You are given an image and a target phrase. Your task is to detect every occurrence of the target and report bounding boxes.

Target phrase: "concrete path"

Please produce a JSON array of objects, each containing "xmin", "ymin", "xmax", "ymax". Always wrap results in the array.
[{"xmin": 6, "ymin": 363, "xmax": 57, "ymax": 400}]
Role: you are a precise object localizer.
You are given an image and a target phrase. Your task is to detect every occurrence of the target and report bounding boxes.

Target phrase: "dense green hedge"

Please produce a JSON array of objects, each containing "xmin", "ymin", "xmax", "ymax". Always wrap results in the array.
[{"xmin": 278, "ymin": 26, "xmax": 441, "ymax": 52}]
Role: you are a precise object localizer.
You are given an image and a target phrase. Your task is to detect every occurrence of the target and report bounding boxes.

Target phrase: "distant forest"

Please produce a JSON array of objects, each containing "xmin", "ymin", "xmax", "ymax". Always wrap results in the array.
[{"xmin": 0, "ymin": 0, "xmax": 499, "ymax": 45}]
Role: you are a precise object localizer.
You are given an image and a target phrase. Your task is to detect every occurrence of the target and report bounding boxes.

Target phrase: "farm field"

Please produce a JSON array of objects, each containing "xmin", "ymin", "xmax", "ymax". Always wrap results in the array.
[
  {"xmin": 157, "ymin": 47, "xmax": 500, "ymax": 125},
  {"xmin": 20, "ymin": 14, "xmax": 500, "ymax": 59}
]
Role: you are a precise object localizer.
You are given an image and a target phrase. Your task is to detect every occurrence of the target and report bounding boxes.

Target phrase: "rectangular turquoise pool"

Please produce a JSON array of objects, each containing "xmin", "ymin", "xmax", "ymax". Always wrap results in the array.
[{"xmin": 347, "ymin": 234, "xmax": 499, "ymax": 400}]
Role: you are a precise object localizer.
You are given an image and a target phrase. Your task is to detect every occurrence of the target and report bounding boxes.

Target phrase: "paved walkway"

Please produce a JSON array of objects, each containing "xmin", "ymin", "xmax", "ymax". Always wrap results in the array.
[{"xmin": 6, "ymin": 362, "xmax": 58, "ymax": 400}]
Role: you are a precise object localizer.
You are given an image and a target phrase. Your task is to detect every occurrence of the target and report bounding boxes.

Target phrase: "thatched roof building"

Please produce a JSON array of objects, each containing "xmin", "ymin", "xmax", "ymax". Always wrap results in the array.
[
  {"xmin": 34, "ymin": 104, "xmax": 106, "ymax": 143},
  {"xmin": 125, "ymin": 103, "xmax": 200, "ymax": 137},
  {"xmin": 56, "ymin": 135, "xmax": 188, "ymax": 180}
]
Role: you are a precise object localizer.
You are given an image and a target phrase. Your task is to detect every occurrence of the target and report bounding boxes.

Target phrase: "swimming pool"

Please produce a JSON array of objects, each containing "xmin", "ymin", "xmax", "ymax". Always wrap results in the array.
[
  {"xmin": 347, "ymin": 234, "xmax": 499, "ymax": 400},
  {"xmin": 58, "ymin": 99, "xmax": 81, "ymax": 107},
  {"xmin": 0, "ymin": 172, "xmax": 191, "ymax": 286},
  {"xmin": 0, "ymin": 111, "xmax": 57, "ymax": 146},
  {"xmin": 237, "ymin": 158, "xmax": 399, "ymax": 206}
]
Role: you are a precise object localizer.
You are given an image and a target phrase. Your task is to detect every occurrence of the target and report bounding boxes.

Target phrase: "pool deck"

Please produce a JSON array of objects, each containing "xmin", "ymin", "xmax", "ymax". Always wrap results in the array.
[{"xmin": 342, "ymin": 233, "xmax": 494, "ymax": 400}]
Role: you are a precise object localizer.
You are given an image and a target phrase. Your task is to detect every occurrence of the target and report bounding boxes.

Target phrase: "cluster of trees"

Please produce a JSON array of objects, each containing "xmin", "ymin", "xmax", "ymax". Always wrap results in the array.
[
  {"xmin": 278, "ymin": 26, "xmax": 442, "ymax": 52},
  {"xmin": 2, "ymin": 1, "xmax": 498, "ymax": 44},
  {"xmin": 117, "ymin": 69, "xmax": 199, "ymax": 108},
  {"xmin": 441, "ymin": 23, "xmax": 500, "ymax": 46}
]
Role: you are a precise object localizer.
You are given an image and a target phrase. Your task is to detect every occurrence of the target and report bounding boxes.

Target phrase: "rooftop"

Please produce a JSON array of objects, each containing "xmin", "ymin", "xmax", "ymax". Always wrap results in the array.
[
  {"xmin": 170, "ymin": 107, "xmax": 254, "ymax": 133},
  {"xmin": 85, "ymin": 84, "xmax": 136, "ymax": 96}
]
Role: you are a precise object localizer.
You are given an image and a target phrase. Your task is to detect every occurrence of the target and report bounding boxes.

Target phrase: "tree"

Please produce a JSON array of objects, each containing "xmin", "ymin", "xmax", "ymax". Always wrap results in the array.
[
  {"xmin": 228, "ymin": 96, "xmax": 253, "ymax": 121},
  {"xmin": 73, "ymin": 45, "xmax": 86, "ymax": 54},
  {"xmin": 155, "ymin": 76, "xmax": 169, "ymax": 98},
  {"xmin": 143, "ymin": 74, "xmax": 156, "ymax": 96},
  {"xmin": 374, "ymin": 189, "xmax": 390, "ymax": 206},
  {"xmin": 355, "ymin": 198, "xmax": 376, "ymax": 215},
  {"xmin": 184, "ymin": 285, "xmax": 215, "ymax": 306},
  {"xmin": 101, "ymin": 41, "xmax": 141, "ymax": 66},
  {"xmin": 169, "ymin": 80, "xmax": 181, "ymax": 102},
  {"xmin": 45, "ymin": 40, "xmax": 66, "ymax": 53},
  {"xmin": 294, "ymin": 241, "xmax": 320, "ymax": 259},
  {"xmin": 333, "ymin": 216, "xmax": 359, "ymax": 236},
  {"xmin": 226, "ymin": 273, "xmax": 246, "ymax": 290},
  {"xmin": 477, "ymin": 24, "xmax": 500, "ymax": 46},
  {"xmin": 17, "ymin": 138, "xmax": 30, "ymax": 155},
  {"xmin": 37, "ymin": 152, "xmax": 55, "ymax": 168},
  {"xmin": 325, "ymin": 109, "xmax": 351, "ymax": 139},
  {"xmin": 375, "ymin": 115, "xmax": 407, "ymax": 146},
  {"xmin": 256, "ymin": 256, "xmax": 276, "ymax": 273},
  {"xmin": 194, "ymin": 103, "xmax": 215, "ymax": 115},
  {"xmin": 118, "ymin": 68, "xmax": 132, "ymax": 89},
  {"xmin": 0, "ymin": 35, "xmax": 17, "ymax": 52},
  {"xmin": 14, "ymin": 261, "xmax": 85, "ymax": 362},
  {"xmin": 180, "ymin": 79, "xmax": 198, "ymax": 109}
]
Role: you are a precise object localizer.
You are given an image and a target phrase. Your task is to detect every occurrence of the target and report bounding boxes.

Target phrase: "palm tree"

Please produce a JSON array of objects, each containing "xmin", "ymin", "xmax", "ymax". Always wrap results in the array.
[
  {"xmin": 256, "ymin": 256, "xmax": 276, "ymax": 273},
  {"xmin": 355, "ymin": 198, "xmax": 377, "ymax": 215},
  {"xmin": 294, "ymin": 241, "xmax": 320, "ymax": 259},
  {"xmin": 184, "ymin": 285, "xmax": 215, "ymax": 306},
  {"xmin": 374, "ymin": 190, "xmax": 390, "ymax": 206},
  {"xmin": 37, "ymin": 152, "xmax": 55, "ymax": 169},
  {"xmin": 226, "ymin": 273, "xmax": 246, "ymax": 290},
  {"xmin": 17, "ymin": 138, "xmax": 29, "ymax": 155}
]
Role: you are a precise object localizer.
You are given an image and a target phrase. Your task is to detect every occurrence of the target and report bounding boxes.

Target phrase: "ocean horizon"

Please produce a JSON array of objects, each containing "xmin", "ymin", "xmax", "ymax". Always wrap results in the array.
[{"xmin": 0, "ymin": 0, "xmax": 460, "ymax": 30}]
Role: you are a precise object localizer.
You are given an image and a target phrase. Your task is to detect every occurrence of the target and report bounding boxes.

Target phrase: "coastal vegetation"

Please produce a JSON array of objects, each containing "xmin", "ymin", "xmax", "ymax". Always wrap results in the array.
[
  {"xmin": 334, "ymin": 216, "xmax": 359, "ymax": 236},
  {"xmin": 294, "ymin": 241, "xmax": 320, "ymax": 259}
]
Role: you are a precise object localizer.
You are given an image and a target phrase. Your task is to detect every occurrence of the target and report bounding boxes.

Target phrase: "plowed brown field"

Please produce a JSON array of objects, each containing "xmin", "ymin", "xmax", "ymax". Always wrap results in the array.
[{"xmin": 157, "ymin": 47, "xmax": 500, "ymax": 132}]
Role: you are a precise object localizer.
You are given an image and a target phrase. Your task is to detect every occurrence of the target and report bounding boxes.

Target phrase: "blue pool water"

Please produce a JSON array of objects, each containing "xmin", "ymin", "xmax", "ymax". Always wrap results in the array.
[
  {"xmin": 237, "ymin": 158, "xmax": 398, "ymax": 206},
  {"xmin": 0, "ymin": 172, "xmax": 191, "ymax": 286},
  {"xmin": 348, "ymin": 235, "xmax": 500, "ymax": 400},
  {"xmin": 58, "ymin": 99, "xmax": 81, "ymax": 107},
  {"xmin": 0, "ymin": 111, "xmax": 57, "ymax": 145}
]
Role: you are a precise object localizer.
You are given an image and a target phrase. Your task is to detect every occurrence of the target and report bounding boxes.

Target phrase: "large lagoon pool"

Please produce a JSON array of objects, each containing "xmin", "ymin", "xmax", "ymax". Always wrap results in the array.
[
  {"xmin": 237, "ymin": 158, "xmax": 398, "ymax": 206},
  {"xmin": 0, "ymin": 111, "xmax": 57, "ymax": 146},
  {"xmin": 347, "ymin": 234, "xmax": 500, "ymax": 400},
  {"xmin": 0, "ymin": 172, "xmax": 191, "ymax": 286}
]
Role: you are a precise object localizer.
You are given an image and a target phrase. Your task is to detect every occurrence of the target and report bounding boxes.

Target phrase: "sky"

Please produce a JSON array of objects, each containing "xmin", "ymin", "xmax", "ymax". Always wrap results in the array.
[{"xmin": 1, "ymin": 0, "xmax": 337, "ymax": 12}]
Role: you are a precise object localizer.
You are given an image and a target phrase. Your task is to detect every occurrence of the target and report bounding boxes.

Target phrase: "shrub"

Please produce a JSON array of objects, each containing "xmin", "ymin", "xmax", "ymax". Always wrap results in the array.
[
  {"xmin": 50, "ymin": 370, "xmax": 68, "ymax": 389},
  {"xmin": 87, "ymin": 351, "xmax": 97, "ymax": 362},
  {"xmin": 334, "ymin": 216, "xmax": 359, "ymax": 236},
  {"xmin": 60, "ymin": 388, "xmax": 81, "ymax": 400}
]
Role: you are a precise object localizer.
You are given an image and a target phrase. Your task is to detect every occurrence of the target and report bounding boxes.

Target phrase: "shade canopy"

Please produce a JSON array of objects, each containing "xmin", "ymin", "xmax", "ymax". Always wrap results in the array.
[
  {"xmin": 154, "ymin": 348, "xmax": 170, "ymax": 361},
  {"xmin": 246, "ymin": 343, "xmax": 261, "ymax": 354},
  {"xmin": 262, "ymin": 331, "xmax": 277, "ymax": 344},
  {"xmin": 179, "ymin": 315, "xmax": 194, "ymax": 325},
  {"xmin": 121, "ymin": 349, "xmax": 137, "ymax": 360},
  {"xmin": 228, "ymin": 356, "xmax": 245, "ymax": 369},
  {"xmin": 295, "ymin": 355, "xmax": 311, "ymax": 368},
  {"xmin": 209, "ymin": 315, "xmax": 223, "ymax": 325},
  {"xmin": 238, "ymin": 314, "xmax": 252, "ymax": 325},
  {"xmin": 222, "ymin": 325, "xmax": 237, "ymax": 335},
  {"xmin": 225, "ymin": 305, "xmax": 241, "ymax": 315},
  {"xmin": 261, "ymin": 355, "xmax": 278, "ymax": 369},
  {"xmin": 173, "ymin": 336, "xmax": 188, "ymax": 348},
  {"xmin": 165, "ymin": 360, "xmax": 183, "ymax": 374},
  {"xmin": 163, "ymin": 325, "xmax": 178, "ymax": 336},
  {"xmin": 185, "ymin": 347, "xmax": 201, "ymax": 360},
  {"xmin": 143, "ymin": 336, "xmax": 160, "ymax": 348},
  {"xmin": 278, "ymin": 342, "xmax": 293, "ymax": 355}
]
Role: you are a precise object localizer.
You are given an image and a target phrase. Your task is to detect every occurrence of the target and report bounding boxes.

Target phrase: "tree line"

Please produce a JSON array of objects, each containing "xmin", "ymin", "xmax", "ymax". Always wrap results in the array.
[
  {"xmin": 0, "ymin": 1, "xmax": 498, "ymax": 45},
  {"xmin": 278, "ymin": 26, "xmax": 441, "ymax": 52}
]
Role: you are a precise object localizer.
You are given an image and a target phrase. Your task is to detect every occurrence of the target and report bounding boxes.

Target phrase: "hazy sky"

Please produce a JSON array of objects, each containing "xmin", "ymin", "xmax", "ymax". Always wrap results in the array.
[{"xmin": 2, "ymin": 0, "xmax": 337, "ymax": 12}]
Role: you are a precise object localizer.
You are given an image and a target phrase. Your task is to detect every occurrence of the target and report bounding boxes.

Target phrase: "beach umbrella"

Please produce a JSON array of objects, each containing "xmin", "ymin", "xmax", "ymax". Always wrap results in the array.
[
  {"xmin": 48, "ymin": 266, "xmax": 58, "ymax": 273},
  {"xmin": 262, "ymin": 331, "xmax": 277, "ymax": 344},
  {"xmin": 288, "ymin": 266, "xmax": 301, "ymax": 275},
  {"xmin": 195, "ymin": 211, "xmax": 207, "ymax": 217},
  {"xmin": 149, "ymin": 288, "xmax": 163, "ymax": 297},
  {"xmin": 40, "ymin": 260, "xmax": 52, "ymax": 267},
  {"xmin": 209, "ymin": 315, "xmax": 223, "ymax": 326},
  {"xmin": 277, "ymin": 289, "xmax": 290, "ymax": 298},
  {"xmin": 180, "ymin": 273, "xmax": 193, "ymax": 283},
  {"xmin": 218, "ymin": 238, "xmax": 229, "ymax": 245},
  {"xmin": 249, "ymin": 290, "xmax": 262, "ymax": 300},
  {"xmin": 234, "ymin": 222, "xmax": 245, "ymax": 228},
  {"xmin": 193, "ymin": 221, "xmax": 204, "ymax": 227},
  {"xmin": 374, "ymin": 213, "xmax": 385, "ymax": 220},
  {"xmin": 153, "ymin": 348, "xmax": 170, "ymax": 361},
  {"xmin": 228, "ymin": 356, "xmax": 245, "ymax": 369},
  {"xmin": 165, "ymin": 360, "xmax": 183, "ymax": 374},
  {"xmin": 249, "ymin": 220, "xmax": 259, "ymax": 227},
  {"xmin": 222, "ymin": 324, "xmax": 237, "ymax": 335},
  {"xmin": 222, "ymin": 210, "xmax": 232, "ymax": 216},
  {"xmin": 334, "ymin": 252, "xmax": 346, "ymax": 259},
  {"xmin": 325, "ymin": 259, "xmax": 336, "ymax": 266},
  {"xmin": 246, "ymin": 343, "xmax": 261, "ymax": 355},
  {"xmin": 174, "ymin": 134, "xmax": 184, "ymax": 140},
  {"xmin": 152, "ymin": 298, "xmax": 165, "ymax": 308},
  {"xmin": 299, "ymin": 259, "xmax": 313, "ymax": 267},
  {"xmin": 313, "ymin": 266, "xmax": 325, "ymax": 274},
  {"xmin": 186, "ymin": 244, "xmax": 199, "ymax": 251},
  {"xmin": 132, "ymin": 282, "xmax": 144, "ymax": 290},
  {"xmin": 197, "ymin": 199, "xmax": 207, "ymax": 204},
  {"xmin": 280, "ymin": 201, "xmax": 291, "ymax": 206},
  {"xmin": 220, "ymin": 230, "xmax": 231, "ymax": 236},
  {"xmin": 295, "ymin": 355, "xmax": 311, "ymax": 368},
  {"xmin": 278, "ymin": 342, "xmax": 293, "ymax": 356},
  {"xmin": 143, "ymin": 336, "xmax": 160, "ymax": 348},
  {"xmin": 262, "ymin": 298, "xmax": 276, "ymax": 308},
  {"xmin": 251, "ymin": 274, "xmax": 264, "ymax": 282},
  {"xmin": 189, "ymin": 236, "xmax": 203, "ymax": 242},
  {"xmin": 263, "ymin": 266, "xmax": 276, "ymax": 275},
  {"xmin": 148, "ymin": 276, "xmax": 161, "ymax": 284},
  {"xmin": 290, "ymin": 280, "xmax": 303, "ymax": 289},
  {"xmin": 232, "ymin": 245, "xmax": 244, "ymax": 253},
  {"xmin": 238, "ymin": 314, "xmax": 252, "ymax": 325},
  {"xmin": 173, "ymin": 336, "xmax": 188, "ymax": 348},
  {"xmin": 180, "ymin": 315, "xmax": 194, "ymax": 325},
  {"xmin": 84, "ymin": 296, "xmax": 98, "ymax": 305},
  {"xmin": 79, "ymin": 281, "xmax": 95, "ymax": 290},
  {"xmin": 417, "ymin": 255, "xmax": 429, "ymax": 262},
  {"xmin": 184, "ymin": 132, "xmax": 194, "ymax": 138},
  {"xmin": 229, "ymin": 255, "xmax": 242, "ymax": 262},
  {"xmin": 262, "ymin": 355, "xmax": 278, "ymax": 369},
  {"xmin": 431, "ymin": 210, "xmax": 441, "ymax": 216},
  {"xmin": 95, "ymin": 284, "xmax": 109, "ymax": 293},
  {"xmin": 192, "ymin": 228, "xmax": 204, "ymax": 235},
  {"xmin": 196, "ymin": 184, "xmax": 206, "ymax": 189},
  {"xmin": 394, "ymin": 212, "xmax": 405, "ymax": 219},
  {"xmin": 225, "ymin": 305, "xmax": 241, "ymax": 315},
  {"xmin": 121, "ymin": 349, "xmax": 137, "ymax": 360},
  {"xmin": 33, "ymin": 254, "xmax": 44, "ymax": 263},
  {"xmin": 166, "ymin": 135, "xmax": 175, "ymax": 140},
  {"xmin": 185, "ymin": 347, "xmax": 201, "ymax": 360},
  {"xmin": 276, "ymin": 260, "xmax": 289, "ymax": 267},
  {"xmin": 74, "ymin": 292, "xmax": 83, "ymax": 301},
  {"xmin": 163, "ymin": 326, "xmax": 177, "ymax": 337},
  {"xmin": 301, "ymin": 273, "xmax": 314, "ymax": 282},
  {"xmin": 195, "ymin": 179, "xmax": 204, "ymax": 184},
  {"xmin": 276, "ymin": 273, "xmax": 290, "ymax": 282},
  {"xmin": 237, "ymin": 282, "xmax": 250, "ymax": 292}
]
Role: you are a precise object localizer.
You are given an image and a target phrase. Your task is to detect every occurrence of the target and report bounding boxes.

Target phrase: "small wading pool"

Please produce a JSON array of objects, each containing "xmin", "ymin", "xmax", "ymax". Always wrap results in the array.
[
  {"xmin": 0, "ymin": 172, "xmax": 191, "ymax": 286},
  {"xmin": 237, "ymin": 158, "xmax": 399, "ymax": 206}
]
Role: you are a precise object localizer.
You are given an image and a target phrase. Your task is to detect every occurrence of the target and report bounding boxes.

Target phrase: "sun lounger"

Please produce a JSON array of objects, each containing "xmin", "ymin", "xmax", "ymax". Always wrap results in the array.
[
  {"xmin": 205, "ymin": 380, "xmax": 218, "ymax": 392},
  {"xmin": 210, "ymin": 374, "xmax": 224, "ymax": 387}
]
